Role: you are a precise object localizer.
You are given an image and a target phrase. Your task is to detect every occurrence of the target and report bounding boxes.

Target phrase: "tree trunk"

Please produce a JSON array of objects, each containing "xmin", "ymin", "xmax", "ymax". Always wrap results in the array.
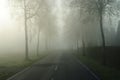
[
  {"xmin": 82, "ymin": 39, "xmax": 86, "ymax": 56},
  {"xmin": 100, "ymin": 11, "xmax": 106, "ymax": 65},
  {"xmin": 45, "ymin": 37, "xmax": 49, "ymax": 51},
  {"xmin": 76, "ymin": 40, "xmax": 79, "ymax": 52},
  {"xmin": 37, "ymin": 29, "xmax": 40, "ymax": 56},
  {"xmin": 24, "ymin": 0, "xmax": 29, "ymax": 60}
]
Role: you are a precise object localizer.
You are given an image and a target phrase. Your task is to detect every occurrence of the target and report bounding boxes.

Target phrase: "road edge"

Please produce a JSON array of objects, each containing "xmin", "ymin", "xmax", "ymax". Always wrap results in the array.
[
  {"xmin": 7, "ymin": 54, "xmax": 48, "ymax": 80},
  {"xmin": 72, "ymin": 54, "xmax": 101, "ymax": 80}
]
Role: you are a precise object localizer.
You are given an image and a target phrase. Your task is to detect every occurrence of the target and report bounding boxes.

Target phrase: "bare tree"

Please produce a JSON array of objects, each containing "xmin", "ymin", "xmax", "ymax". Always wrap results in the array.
[
  {"xmin": 80, "ymin": 0, "xmax": 116, "ymax": 64},
  {"xmin": 69, "ymin": 0, "xmax": 116, "ymax": 64},
  {"xmin": 31, "ymin": 0, "xmax": 57, "ymax": 55},
  {"xmin": 11, "ymin": 0, "xmax": 41, "ymax": 60},
  {"xmin": 23, "ymin": 0, "xmax": 41, "ymax": 60}
]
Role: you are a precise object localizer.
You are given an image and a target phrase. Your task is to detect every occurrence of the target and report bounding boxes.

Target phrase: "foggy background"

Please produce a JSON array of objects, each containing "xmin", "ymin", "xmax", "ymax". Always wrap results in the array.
[{"xmin": 0, "ymin": 0, "xmax": 120, "ymax": 63}]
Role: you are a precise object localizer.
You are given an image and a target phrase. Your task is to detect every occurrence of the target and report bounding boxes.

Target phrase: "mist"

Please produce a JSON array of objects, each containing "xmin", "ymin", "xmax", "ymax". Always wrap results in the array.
[
  {"xmin": 0, "ymin": 0, "xmax": 120, "ymax": 80},
  {"xmin": 0, "ymin": 0, "xmax": 118, "ymax": 54}
]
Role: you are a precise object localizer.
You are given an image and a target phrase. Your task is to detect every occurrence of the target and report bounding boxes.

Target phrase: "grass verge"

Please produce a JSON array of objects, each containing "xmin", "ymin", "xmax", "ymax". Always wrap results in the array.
[
  {"xmin": 75, "ymin": 53, "xmax": 120, "ymax": 80},
  {"xmin": 0, "ymin": 53, "xmax": 48, "ymax": 80}
]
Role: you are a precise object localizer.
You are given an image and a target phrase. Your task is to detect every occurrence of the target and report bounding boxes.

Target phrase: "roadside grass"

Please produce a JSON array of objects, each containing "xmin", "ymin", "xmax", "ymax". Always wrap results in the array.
[
  {"xmin": 0, "ymin": 53, "xmax": 48, "ymax": 80},
  {"xmin": 75, "ymin": 53, "xmax": 120, "ymax": 80}
]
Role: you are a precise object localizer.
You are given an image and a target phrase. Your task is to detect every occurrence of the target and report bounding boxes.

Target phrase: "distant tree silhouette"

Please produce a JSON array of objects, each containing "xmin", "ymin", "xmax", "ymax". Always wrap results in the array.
[{"xmin": 116, "ymin": 20, "xmax": 120, "ymax": 46}]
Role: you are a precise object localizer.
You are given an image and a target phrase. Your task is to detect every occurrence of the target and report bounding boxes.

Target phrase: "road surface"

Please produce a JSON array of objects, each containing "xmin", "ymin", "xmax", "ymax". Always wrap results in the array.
[{"xmin": 7, "ymin": 52, "xmax": 100, "ymax": 80}]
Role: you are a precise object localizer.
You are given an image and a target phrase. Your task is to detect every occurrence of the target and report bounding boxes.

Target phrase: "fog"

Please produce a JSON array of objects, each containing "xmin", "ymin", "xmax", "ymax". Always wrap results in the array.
[
  {"xmin": 0, "ymin": 0, "xmax": 119, "ymax": 58},
  {"xmin": 1, "ymin": 0, "xmax": 120, "ymax": 80}
]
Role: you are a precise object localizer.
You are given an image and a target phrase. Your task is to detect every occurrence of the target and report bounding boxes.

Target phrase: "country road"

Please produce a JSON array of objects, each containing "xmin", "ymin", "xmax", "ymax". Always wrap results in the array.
[{"xmin": 7, "ymin": 52, "xmax": 100, "ymax": 80}]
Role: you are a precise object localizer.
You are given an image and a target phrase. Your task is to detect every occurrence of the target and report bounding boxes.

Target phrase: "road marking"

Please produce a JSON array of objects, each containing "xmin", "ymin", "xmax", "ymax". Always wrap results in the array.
[
  {"xmin": 73, "ymin": 55, "xmax": 101, "ymax": 80},
  {"xmin": 54, "ymin": 66, "xmax": 58, "ymax": 71},
  {"xmin": 7, "ymin": 66, "xmax": 32, "ymax": 80}
]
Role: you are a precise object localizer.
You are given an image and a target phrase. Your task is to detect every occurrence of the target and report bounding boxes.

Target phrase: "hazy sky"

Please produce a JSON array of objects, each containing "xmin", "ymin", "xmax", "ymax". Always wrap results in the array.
[
  {"xmin": 0, "ymin": 0, "xmax": 25, "ymax": 54},
  {"xmin": 0, "ymin": 0, "xmax": 119, "ymax": 55}
]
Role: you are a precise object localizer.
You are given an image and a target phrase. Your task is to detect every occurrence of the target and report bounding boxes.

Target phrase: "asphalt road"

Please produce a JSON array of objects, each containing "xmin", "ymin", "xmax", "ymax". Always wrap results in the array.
[{"xmin": 7, "ymin": 53, "xmax": 100, "ymax": 80}]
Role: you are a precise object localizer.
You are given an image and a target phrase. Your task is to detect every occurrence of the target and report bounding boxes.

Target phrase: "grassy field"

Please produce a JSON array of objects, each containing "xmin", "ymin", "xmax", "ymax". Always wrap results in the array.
[
  {"xmin": 0, "ymin": 52, "xmax": 48, "ymax": 80},
  {"xmin": 75, "ymin": 53, "xmax": 120, "ymax": 80}
]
